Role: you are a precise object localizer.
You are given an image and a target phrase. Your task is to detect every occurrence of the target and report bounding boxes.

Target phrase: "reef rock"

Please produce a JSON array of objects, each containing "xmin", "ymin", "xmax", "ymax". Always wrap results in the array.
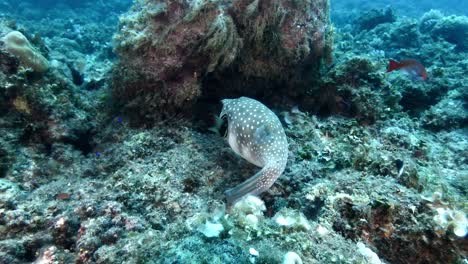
[{"xmin": 112, "ymin": 0, "xmax": 333, "ymax": 122}]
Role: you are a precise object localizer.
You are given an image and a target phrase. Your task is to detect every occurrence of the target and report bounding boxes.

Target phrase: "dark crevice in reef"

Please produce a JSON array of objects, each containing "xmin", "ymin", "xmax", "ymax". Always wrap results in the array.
[
  {"xmin": 303, "ymin": 197, "xmax": 325, "ymax": 221},
  {"xmin": 62, "ymin": 130, "xmax": 96, "ymax": 155},
  {"xmin": 0, "ymin": 147, "xmax": 10, "ymax": 178},
  {"xmin": 196, "ymin": 70, "xmax": 295, "ymax": 107},
  {"xmin": 193, "ymin": 71, "xmax": 293, "ymax": 133},
  {"xmin": 67, "ymin": 63, "xmax": 84, "ymax": 86}
]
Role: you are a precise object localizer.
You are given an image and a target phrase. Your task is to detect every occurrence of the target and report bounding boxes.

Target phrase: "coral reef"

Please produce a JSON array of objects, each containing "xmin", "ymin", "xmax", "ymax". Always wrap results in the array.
[
  {"xmin": 430, "ymin": 14, "xmax": 468, "ymax": 51},
  {"xmin": 0, "ymin": 1, "xmax": 466, "ymax": 264},
  {"xmin": 331, "ymin": 0, "xmax": 468, "ymax": 26},
  {"xmin": 356, "ymin": 7, "xmax": 396, "ymax": 32}
]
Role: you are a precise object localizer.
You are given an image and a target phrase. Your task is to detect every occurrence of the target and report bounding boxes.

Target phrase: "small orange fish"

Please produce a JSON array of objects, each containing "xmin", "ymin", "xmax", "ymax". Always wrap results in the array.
[{"xmin": 387, "ymin": 59, "xmax": 428, "ymax": 81}]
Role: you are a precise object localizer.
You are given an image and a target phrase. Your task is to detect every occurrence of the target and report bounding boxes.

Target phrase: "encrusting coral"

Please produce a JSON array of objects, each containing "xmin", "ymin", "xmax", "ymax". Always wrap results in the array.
[{"xmin": 1, "ymin": 30, "xmax": 49, "ymax": 73}]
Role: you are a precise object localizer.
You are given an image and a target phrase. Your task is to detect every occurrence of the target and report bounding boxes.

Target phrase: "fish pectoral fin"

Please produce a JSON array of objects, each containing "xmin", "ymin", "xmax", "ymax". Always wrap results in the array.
[
  {"xmin": 253, "ymin": 123, "xmax": 273, "ymax": 144},
  {"xmin": 225, "ymin": 165, "xmax": 280, "ymax": 205}
]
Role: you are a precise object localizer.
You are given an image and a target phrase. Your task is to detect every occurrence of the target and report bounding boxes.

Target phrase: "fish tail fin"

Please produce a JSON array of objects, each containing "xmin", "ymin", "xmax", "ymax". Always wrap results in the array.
[
  {"xmin": 387, "ymin": 59, "xmax": 399, "ymax": 72},
  {"xmin": 225, "ymin": 165, "xmax": 281, "ymax": 206}
]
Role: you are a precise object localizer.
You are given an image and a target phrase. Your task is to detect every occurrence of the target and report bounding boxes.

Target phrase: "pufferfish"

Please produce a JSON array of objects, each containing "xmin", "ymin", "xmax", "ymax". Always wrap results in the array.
[{"xmin": 220, "ymin": 97, "xmax": 288, "ymax": 205}]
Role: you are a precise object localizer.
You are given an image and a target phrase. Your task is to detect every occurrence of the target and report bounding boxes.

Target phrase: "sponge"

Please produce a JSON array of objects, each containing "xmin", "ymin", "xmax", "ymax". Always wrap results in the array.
[{"xmin": 2, "ymin": 31, "xmax": 49, "ymax": 73}]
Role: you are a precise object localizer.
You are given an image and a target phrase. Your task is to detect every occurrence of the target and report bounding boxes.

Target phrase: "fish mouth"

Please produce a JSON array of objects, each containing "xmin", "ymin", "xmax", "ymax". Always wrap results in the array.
[
  {"xmin": 220, "ymin": 115, "xmax": 228, "ymax": 138},
  {"xmin": 219, "ymin": 108, "xmax": 227, "ymax": 119},
  {"xmin": 219, "ymin": 99, "xmax": 232, "ymax": 119},
  {"xmin": 219, "ymin": 99, "xmax": 232, "ymax": 138}
]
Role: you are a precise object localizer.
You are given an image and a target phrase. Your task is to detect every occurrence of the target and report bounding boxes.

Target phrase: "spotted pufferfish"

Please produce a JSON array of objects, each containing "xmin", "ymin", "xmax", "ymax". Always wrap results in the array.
[{"xmin": 220, "ymin": 97, "xmax": 288, "ymax": 205}]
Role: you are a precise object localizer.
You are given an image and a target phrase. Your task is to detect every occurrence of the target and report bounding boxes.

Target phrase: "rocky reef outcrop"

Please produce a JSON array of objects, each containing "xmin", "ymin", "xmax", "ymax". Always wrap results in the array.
[{"xmin": 112, "ymin": 0, "xmax": 333, "ymax": 122}]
